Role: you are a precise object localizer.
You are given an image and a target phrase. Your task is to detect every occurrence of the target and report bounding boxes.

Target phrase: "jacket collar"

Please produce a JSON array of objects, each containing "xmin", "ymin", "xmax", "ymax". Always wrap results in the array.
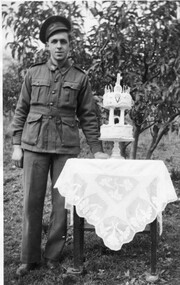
[{"xmin": 47, "ymin": 57, "xmax": 72, "ymax": 74}]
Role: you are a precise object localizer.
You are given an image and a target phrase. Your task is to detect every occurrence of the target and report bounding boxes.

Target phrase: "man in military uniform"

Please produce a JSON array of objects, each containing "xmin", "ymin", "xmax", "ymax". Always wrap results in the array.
[{"xmin": 12, "ymin": 15, "xmax": 108, "ymax": 276}]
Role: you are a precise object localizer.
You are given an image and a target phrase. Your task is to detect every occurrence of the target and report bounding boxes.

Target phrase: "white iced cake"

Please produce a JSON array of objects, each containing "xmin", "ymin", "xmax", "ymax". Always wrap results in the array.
[
  {"xmin": 103, "ymin": 88, "xmax": 132, "ymax": 109},
  {"xmin": 100, "ymin": 124, "xmax": 133, "ymax": 140},
  {"xmin": 100, "ymin": 73, "xmax": 134, "ymax": 142}
]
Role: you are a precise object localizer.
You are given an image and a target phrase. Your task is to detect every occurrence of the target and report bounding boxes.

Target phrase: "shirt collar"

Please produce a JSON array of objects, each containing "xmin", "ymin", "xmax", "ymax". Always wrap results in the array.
[{"xmin": 47, "ymin": 57, "xmax": 72, "ymax": 74}]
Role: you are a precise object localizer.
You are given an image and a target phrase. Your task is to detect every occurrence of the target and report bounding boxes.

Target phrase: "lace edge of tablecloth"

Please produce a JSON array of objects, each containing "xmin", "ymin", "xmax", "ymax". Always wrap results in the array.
[{"xmin": 66, "ymin": 196, "xmax": 177, "ymax": 250}]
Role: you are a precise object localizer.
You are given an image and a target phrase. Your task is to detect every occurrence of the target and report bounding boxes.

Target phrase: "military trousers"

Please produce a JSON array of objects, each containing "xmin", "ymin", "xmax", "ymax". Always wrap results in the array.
[{"xmin": 21, "ymin": 150, "xmax": 77, "ymax": 263}]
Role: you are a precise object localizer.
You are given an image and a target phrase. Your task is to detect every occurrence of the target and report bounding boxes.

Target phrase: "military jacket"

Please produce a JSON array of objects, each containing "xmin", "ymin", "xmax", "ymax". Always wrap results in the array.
[{"xmin": 11, "ymin": 58, "xmax": 102, "ymax": 154}]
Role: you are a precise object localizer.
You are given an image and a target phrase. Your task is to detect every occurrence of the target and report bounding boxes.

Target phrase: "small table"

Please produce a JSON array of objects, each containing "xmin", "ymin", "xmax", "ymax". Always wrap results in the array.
[{"xmin": 55, "ymin": 159, "xmax": 177, "ymax": 277}]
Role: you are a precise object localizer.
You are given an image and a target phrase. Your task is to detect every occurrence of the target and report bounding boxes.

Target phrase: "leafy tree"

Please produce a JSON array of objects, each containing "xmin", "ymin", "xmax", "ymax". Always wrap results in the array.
[
  {"xmin": 3, "ymin": 63, "xmax": 22, "ymax": 115},
  {"xmin": 87, "ymin": 0, "xmax": 180, "ymax": 158}
]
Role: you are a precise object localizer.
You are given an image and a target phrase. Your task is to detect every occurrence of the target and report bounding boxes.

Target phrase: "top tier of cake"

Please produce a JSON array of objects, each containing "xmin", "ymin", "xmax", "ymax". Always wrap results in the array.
[{"xmin": 103, "ymin": 73, "xmax": 132, "ymax": 109}]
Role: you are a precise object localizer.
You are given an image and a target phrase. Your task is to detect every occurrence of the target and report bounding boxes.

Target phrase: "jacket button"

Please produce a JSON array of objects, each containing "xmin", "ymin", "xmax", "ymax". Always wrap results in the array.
[
  {"xmin": 50, "ymin": 102, "xmax": 53, "ymax": 106},
  {"xmin": 52, "ymin": 90, "xmax": 55, "ymax": 94}
]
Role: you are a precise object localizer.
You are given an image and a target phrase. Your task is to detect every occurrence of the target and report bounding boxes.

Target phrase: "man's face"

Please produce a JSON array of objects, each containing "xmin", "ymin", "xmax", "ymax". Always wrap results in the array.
[{"xmin": 47, "ymin": 31, "xmax": 70, "ymax": 63}]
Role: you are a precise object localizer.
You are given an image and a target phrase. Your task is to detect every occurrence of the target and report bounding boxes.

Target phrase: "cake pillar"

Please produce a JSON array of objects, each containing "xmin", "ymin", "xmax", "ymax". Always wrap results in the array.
[
  {"xmin": 120, "ymin": 108, "xmax": 125, "ymax": 125},
  {"xmin": 111, "ymin": 141, "xmax": 125, "ymax": 159},
  {"xmin": 109, "ymin": 107, "xmax": 114, "ymax": 125}
]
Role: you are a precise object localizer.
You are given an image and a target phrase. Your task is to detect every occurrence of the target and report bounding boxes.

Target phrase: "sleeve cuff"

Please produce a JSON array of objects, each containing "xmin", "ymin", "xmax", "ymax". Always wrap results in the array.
[{"xmin": 12, "ymin": 131, "xmax": 22, "ymax": 145}]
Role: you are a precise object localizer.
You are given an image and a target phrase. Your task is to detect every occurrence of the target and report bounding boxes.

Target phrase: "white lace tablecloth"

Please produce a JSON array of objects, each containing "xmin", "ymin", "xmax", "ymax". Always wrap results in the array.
[{"xmin": 55, "ymin": 159, "xmax": 177, "ymax": 251}]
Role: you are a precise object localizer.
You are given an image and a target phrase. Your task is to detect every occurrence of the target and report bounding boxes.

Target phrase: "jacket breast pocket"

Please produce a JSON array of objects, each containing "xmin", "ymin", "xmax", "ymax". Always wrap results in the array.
[
  {"xmin": 61, "ymin": 117, "xmax": 80, "ymax": 147},
  {"xmin": 60, "ymin": 82, "xmax": 80, "ymax": 107},
  {"xmin": 22, "ymin": 113, "xmax": 42, "ymax": 145},
  {"xmin": 31, "ymin": 79, "xmax": 50, "ymax": 103}
]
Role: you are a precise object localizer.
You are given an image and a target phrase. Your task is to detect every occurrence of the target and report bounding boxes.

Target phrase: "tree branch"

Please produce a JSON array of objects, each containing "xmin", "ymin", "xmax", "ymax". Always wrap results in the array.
[{"xmin": 148, "ymin": 113, "xmax": 180, "ymax": 155}]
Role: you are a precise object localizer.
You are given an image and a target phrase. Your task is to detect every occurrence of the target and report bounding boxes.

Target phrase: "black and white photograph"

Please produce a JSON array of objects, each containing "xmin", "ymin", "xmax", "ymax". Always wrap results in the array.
[{"xmin": 1, "ymin": 1, "xmax": 180, "ymax": 284}]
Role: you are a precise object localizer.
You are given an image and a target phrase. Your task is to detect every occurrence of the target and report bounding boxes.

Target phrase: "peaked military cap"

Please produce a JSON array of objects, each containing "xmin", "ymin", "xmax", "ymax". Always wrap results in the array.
[{"xmin": 40, "ymin": 15, "xmax": 71, "ymax": 44}]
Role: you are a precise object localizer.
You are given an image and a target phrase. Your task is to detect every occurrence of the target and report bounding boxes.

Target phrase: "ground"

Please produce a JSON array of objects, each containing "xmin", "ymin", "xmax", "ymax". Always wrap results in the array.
[{"xmin": 3, "ymin": 126, "xmax": 180, "ymax": 285}]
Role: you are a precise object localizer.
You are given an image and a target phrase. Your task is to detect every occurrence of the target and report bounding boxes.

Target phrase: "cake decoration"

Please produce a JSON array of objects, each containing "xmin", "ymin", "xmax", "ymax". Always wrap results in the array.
[{"xmin": 99, "ymin": 72, "xmax": 134, "ymax": 158}]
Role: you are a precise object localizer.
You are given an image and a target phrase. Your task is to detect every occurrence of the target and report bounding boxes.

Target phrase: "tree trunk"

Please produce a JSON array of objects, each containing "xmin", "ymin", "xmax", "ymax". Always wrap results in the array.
[
  {"xmin": 130, "ymin": 125, "xmax": 141, "ymax": 159},
  {"xmin": 146, "ymin": 126, "xmax": 159, "ymax": 159}
]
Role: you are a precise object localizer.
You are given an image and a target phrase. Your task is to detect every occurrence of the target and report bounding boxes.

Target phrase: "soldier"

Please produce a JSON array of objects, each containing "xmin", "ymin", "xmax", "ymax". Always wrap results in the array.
[{"xmin": 11, "ymin": 15, "xmax": 108, "ymax": 276}]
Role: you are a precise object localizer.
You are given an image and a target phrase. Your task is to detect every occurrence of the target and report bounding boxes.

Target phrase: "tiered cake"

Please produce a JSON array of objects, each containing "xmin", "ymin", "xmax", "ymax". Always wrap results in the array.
[{"xmin": 100, "ymin": 73, "xmax": 134, "ymax": 141}]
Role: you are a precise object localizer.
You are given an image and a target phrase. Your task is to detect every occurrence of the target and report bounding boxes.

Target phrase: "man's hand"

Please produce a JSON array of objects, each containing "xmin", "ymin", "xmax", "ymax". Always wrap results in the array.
[
  {"xmin": 94, "ymin": 152, "xmax": 109, "ymax": 159},
  {"xmin": 12, "ymin": 145, "xmax": 24, "ymax": 168}
]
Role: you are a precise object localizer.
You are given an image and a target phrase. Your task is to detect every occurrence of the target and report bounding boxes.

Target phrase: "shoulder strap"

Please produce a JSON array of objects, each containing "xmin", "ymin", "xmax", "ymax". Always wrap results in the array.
[
  {"xmin": 30, "ymin": 61, "xmax": 46, "ymax": 68},
  {"xmin": 73, "ymin": 64, "xmax": 86, "ymax": 74}
]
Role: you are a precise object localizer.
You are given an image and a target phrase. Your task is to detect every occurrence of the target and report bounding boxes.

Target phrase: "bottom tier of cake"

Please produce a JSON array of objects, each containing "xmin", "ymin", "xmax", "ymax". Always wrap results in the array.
[{"xmin": 100, "ymin": 124, "xmax": 134, "ymax": 141}]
